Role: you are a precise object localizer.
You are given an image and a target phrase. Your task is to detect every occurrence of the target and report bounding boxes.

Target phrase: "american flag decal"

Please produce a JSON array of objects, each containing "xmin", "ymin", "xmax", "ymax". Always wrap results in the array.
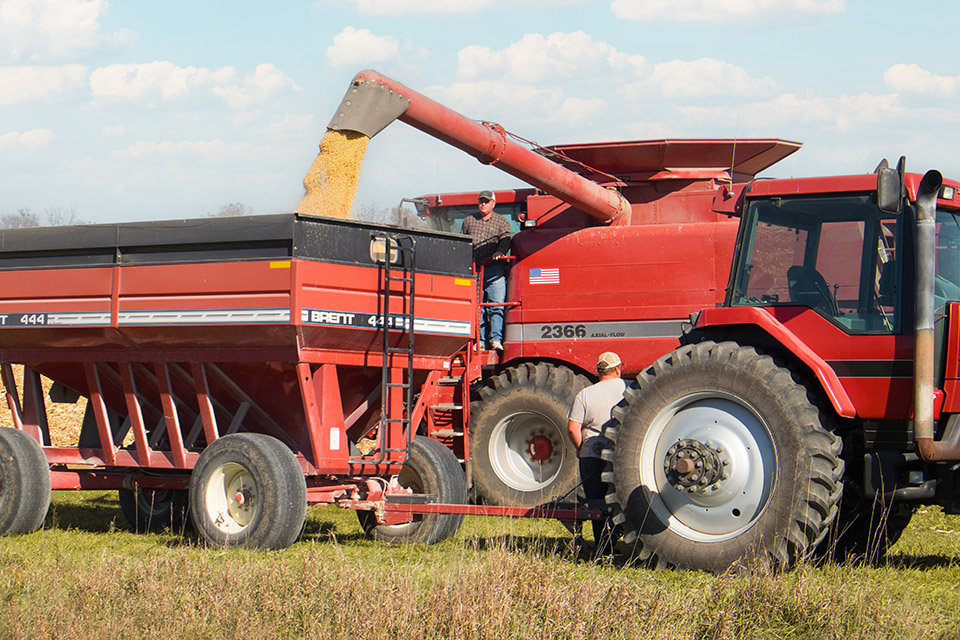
[{"xmin": 528, "ymin": 267, "xmax": 560, "ymax": 285}]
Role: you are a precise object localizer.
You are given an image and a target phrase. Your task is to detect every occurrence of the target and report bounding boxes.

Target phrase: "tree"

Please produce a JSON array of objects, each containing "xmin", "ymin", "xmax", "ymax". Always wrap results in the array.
[
  {"xmin": 44, "ymin": 206, "xmax": 85, "ymax": 226},
  {"xmin": 209, "ymin": 202, "xmax": 252, "ymax": 217},
  {"xmin": 0, "ymin": 209, "xmax": 40, "ymax": 228}
]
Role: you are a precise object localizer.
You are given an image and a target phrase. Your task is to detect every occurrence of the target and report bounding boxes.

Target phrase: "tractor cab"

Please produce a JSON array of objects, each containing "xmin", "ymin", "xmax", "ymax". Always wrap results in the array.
[{"xmin": 728, "ymin": 174, "xmax": 960, "ymax": 338}]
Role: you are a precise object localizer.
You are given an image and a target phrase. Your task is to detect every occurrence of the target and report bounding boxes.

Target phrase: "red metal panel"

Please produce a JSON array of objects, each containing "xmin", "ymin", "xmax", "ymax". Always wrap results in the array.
[
  {"xmin": 696, "ymin": 306, "xmax": 858, "ymax": 418},
  {"xmin": 191, "ymin": 362, "xmax": 220, "ymax": 446},
  {"xmin": 83, "ymin": 363, "xmax": 117, "ymax": 465},
  {"xmin": 297, "ymin": 362, "xmax": 350, "ymax": 475},
  {"xmin": 119, "ymin": 362, "xmax": 152, "ymax": 464},
  {"xmin": 154, "ymin": 362, "xmax": 188, "ymax": 468}
]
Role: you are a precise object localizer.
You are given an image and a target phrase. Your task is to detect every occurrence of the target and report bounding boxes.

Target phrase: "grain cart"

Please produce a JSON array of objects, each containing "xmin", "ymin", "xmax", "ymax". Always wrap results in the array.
[
  {"xmin": 334, "ymin": 69, "xmax": 800, "ymax": 507},
  {"xmin": 602, "ymin": 162, "xmax": 960, "ymax": 571},
  {"xmin": 0, "ymin": 214, "xmax": 480, "ymax": 547}
]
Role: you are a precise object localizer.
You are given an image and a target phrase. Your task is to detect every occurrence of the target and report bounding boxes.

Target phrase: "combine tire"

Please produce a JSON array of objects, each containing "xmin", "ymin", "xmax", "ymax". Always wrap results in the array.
[
  {"xmin": 604, "ymin": 341, "xmax": 843, "ymax": 572},
  {"xmin": 0, "ymin": 428, "xmax": 51, "ymax": 535},
  {"xmin": 358, "ymin": 436, "xmax": 467, "ymax": 544},
  {"xmin": 470, "ymin": 363, "xmax": 590, "ymax": 507},
  {"xmin": 118, "ymin": 487, "xmax": 190, "ymax": 533},
  {"xmin": 190, "ymin": 433, "xmax": 306, "ymax": 550}
]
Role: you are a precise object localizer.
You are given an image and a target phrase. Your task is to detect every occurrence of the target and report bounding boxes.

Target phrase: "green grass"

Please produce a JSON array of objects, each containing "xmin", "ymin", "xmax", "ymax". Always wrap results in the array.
[{"xmin": 1, "ymin": 493, "xmax": 959, "ymax": 638}]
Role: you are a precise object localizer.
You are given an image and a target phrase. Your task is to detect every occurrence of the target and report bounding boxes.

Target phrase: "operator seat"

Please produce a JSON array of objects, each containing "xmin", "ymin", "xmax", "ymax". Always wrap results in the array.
[{"xmin": 787, "ymin": 265, "xmax": 839, "ymax": 316}]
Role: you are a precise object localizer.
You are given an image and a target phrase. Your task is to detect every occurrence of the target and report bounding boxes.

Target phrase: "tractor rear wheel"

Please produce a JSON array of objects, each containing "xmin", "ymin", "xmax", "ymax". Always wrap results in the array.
[
  {"xmin": 358, "ymin": 436, "xmax": 467, "ymax": 544},
  {"xmin": 0, "ymin": 428, "xmax": 51, "ymax": 535},
  {"xmin": 470, "ymin": 363, "xmax": 590, "ymax": 507},
  {"xmin": 604, "ymin": 341, "xmax": 843, "ymax": 572},
  {"xmin": 118, "ymin": 487, "xmax": 190, "ymax": 533},
  {"xmin": 189, "ymin": 433, "xmax": 306, "ymax": 550}
]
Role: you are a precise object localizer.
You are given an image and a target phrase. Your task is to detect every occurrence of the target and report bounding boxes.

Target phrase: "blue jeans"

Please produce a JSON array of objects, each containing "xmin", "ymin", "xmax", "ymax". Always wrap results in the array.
[{"xmin": 480, "ymin": 262, "xmax": 506, "ymax": 344}]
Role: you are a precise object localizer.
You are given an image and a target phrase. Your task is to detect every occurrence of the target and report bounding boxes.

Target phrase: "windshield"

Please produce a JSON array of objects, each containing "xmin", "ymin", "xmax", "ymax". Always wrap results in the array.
[
  {"xmin": 420, "ymin": 203, "xmax": 525, "ymax": 234},
  {"xmin": 935, "ymin": 211, "xmax": 960, "ymax": 304},
  {"xmin": 731, "ymin": 193, "xmax": 901, "ymax": 334}
]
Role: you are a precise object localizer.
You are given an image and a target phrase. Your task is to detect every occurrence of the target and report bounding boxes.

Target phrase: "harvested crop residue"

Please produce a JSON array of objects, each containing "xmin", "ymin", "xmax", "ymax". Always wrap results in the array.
[
  {"xmin": 297, "ymin": 130, "xmax": 369, "ymax": 219},
  {"xmin": 0, "ymin": 365, "xmax": 85, "ymax": 446}
]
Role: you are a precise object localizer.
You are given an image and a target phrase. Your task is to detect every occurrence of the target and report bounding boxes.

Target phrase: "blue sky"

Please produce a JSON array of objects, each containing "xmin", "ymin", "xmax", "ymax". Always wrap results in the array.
[{"xmin": 0, "ymin": 0, "xmax": 957, "ymax": 223}]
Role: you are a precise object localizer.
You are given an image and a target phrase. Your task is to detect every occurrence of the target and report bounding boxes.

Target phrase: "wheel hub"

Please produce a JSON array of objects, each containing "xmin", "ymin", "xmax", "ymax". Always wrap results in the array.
[
  {"xmin": 663, "ymin": 438, "xmax": 730, "ymax": 494},
  {"xmin": 527, "ymin": 435, "xmax": 554, "ymax": 462}
]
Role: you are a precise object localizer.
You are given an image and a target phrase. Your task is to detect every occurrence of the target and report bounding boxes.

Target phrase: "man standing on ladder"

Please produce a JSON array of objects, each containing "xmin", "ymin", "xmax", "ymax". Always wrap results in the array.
[
  {"xmin": 567, "ymin": 351, "xmax": 626, "ymax": 555},
  {"xmin": 460, "ymin": 190, "xmax": 511, "ymax": 351}
]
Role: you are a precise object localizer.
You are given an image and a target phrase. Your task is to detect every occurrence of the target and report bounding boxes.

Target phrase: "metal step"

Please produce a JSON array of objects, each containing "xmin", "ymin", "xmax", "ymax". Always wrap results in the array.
[
  {"xmin": 431, "ymin": 429, "xmax": 464, "ymax": 437},
  {"xmin": 438, "ymin": 376, "xmax": 463, "ymax": 385},
  {"xmin": 430, "ymin": 403, "xmax": 463, "ymax": 411}
]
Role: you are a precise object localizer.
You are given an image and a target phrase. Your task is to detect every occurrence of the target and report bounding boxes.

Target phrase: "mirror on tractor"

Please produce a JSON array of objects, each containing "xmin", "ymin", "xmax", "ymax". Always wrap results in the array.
[{"xmin": 877, "ymin": 166, "xmax": 903, "ymax": 214}]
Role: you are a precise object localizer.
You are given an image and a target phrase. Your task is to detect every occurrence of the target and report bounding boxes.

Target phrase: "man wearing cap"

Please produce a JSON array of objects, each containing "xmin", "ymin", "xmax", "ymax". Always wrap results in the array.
[
  {"xmin": 567, "ymin": 351, "xmax": 626, "ymax": 555},
  {"xmin": 460, "ymin": 190, "xmax": 512, "ymax": 351}
]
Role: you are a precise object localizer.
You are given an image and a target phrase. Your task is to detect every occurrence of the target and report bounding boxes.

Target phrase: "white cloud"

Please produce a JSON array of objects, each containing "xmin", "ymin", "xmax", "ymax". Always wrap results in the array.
[
  {"xmin": 0, "ymin": 0, "xmax": 136, "ymax": 61},
  {"xmin": 679, "ymin": 91, "xmax": 901, "ymax": 129},
  {"xmin": 88, "ymin": 61, "xmax": 300, "ymax": 108},
  {"xmin": 458, "ymin": 31, "xmax": 647, "ymax": 82},
  {"xmin": 113, "ymin": 139, "xmax": 253, "ymax": 161},
  {"xmin": 210, "ymin": 63, "xmax": 302, "ymax": 109},
  {"xmin": 0, "ymin": 65, "xmax": 87, "ymax": 106},
  {"xmin": 611, "ymin": 0, "xmax": 844, "ymax": 23},
  {"xmin": 421, "ymin": 81, "xmax": 564, "ymax": 117},
  {"xmin": 90, "ymin": 62, "xmax": 235, "ymax": 104},
  {"xmin": 322, "ymin": 0, "xmax": 587, "ymax": 15},
  {"xmin": 884, "ymin": 63, "xmax": 960, "ymax": 97},
  {"xmin": 557, "ymin": 97, "xmax": 607, "ymax": 124},
  {"xmin": 103, "ymin": 124, "xmax": 124, "ymax": 136},
  {"xmin": 620, "ymin": 58, "xmax": 778, "ymax": 99},
  {"xmin": 326, "ymin": 27, "xmax": 400, "ymax": 68},
  {"xmin": 261, "ymin": 114, "xmax": 319, "ymax": 139},
  {"xmin": 0, "ymin": 128, "xmax": 54, "ymax": 150}
]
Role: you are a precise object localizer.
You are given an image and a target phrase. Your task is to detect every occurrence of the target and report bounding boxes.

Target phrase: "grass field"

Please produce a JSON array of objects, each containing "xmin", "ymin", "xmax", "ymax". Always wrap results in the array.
[{"xmin": 2, "ymin": 493, "xmax": 960, "ymax": 639}]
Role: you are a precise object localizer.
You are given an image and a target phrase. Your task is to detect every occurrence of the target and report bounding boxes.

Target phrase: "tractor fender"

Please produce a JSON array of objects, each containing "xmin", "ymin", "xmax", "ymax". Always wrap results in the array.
[{"xmin": 693, "ymin": 307, "xmax": 857, "ymax": 419}]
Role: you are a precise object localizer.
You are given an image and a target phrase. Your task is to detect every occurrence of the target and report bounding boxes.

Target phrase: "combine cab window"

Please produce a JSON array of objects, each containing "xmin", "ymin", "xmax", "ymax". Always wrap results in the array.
[
  {"xmin": 420, "ymin": 204, "xmax": 525, "ymax": 235},
  {"xmin": 936, "ymin": 212, "xmax": 960, "ymax": 306},
  {"xmin": 731, "ymin": 193, "xmax": 900, "ymax": 334}
]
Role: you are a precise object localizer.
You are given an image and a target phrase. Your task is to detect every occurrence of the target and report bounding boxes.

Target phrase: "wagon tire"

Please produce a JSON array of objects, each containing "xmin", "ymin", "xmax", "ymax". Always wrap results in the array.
[
  {"xmin": 470, "ymin": 363, "xmax": 590, "ymax": 507},
  {"xmin": 118, "ymin": 487, "xmax": 191, "ymax": 533},
  {"xmin": 0, "ymin": 428, "xmax": 51, "ymax": 535},
  {"xmin": 358, "ymin": 436, "xmax": 467, "ymax": 544},
  {"xmin": 605, "ymin": 341, "xmax": 843, "ymax": 572},
  {"xmin": 189, "ymin": 433, "xmax": 306, "ymax": 550}
]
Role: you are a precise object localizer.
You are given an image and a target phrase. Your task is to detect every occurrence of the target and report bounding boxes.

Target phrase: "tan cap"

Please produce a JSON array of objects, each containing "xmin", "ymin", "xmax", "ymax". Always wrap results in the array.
[
  {"xmin": 478, "ymin": 190, "xmax": 495, "ymax": 202},
  {"xmin": 597, "ymin": 351, "xmax": 622, "ymax": 370}
]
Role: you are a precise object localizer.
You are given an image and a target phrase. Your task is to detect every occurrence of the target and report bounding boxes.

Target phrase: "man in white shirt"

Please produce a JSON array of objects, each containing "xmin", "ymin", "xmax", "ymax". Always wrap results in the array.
[{"xmin": 567, "ymin": 351, "xmax": 626, "ymax": 555}]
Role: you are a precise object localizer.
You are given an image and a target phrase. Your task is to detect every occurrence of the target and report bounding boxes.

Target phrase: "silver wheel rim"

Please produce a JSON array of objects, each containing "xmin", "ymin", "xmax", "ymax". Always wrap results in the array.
[
  {"xmin": 204, "ymin": 462, "xmax": 259, "ymax": 535},
  {"xmin": 640, "ymin": 392, "xmax": 776, "ymax": 542},
  {"xmin": 489, "ymin": 410, "xmax": 565, "ymax": 492}
]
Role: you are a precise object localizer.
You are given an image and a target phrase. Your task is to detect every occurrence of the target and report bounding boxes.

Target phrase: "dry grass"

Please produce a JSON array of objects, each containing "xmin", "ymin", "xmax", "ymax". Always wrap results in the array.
[
  {"xmin": 0, "ymin": 493, "xmax": 952, "ymax": 639},
  {"xmin": 297, "ymin": 130, "xmax": 369, "ymax": 219}
]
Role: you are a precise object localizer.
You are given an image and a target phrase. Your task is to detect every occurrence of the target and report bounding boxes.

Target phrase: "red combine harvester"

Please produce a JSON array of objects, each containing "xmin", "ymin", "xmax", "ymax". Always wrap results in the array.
[
  {"xmin": 409, "ymin": 139, "xmax": 797, "ymax": 507},
  {"xmin": 332, "ymin": 70, "xmax": 799, "ymax": 508}
]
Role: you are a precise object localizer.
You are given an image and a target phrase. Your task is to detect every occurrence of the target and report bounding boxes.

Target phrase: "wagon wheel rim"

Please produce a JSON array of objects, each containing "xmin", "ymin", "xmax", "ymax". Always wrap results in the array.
[
  {"xmin": 489, "ymin": 410, "xmax": 565, "ymax": 492},
  {"xmin": 204, "ymin": 462, "xmax": 259, "ymax": 535},
  {"xmin": 639, "ymin": 391, "xmax": 776, "ymax": 542}
]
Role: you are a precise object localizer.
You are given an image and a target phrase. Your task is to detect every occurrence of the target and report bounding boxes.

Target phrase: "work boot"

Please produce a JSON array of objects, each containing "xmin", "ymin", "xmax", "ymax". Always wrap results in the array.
[{"xmin": 490, "ymin": 341, "xmax": 503, "ymax": 351}]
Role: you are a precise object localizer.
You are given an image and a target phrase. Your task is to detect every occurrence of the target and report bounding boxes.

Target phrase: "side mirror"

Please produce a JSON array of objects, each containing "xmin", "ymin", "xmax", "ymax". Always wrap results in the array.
[{"xmin": 877, "ymin": 166, "xmax": 902, "ymax": 214}]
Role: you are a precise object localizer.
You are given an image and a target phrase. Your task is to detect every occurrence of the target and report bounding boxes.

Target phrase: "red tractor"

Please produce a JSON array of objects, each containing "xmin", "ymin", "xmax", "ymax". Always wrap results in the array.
[{"xmin": 603, "ymin": 162, "xmax": 960, "ymax": 571}]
